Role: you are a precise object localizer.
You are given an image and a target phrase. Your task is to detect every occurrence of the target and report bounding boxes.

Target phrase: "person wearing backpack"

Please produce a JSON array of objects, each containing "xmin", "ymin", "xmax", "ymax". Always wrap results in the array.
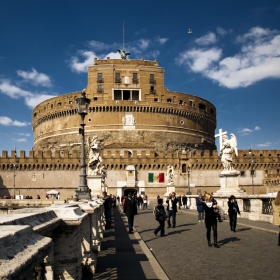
[{"xmin": 153, "ymin": 198, "xmax": 169, "ymax": 237}]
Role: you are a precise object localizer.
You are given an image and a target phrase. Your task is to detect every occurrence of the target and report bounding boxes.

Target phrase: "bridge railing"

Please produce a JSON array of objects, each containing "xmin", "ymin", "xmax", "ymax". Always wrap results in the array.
[{"xmin": 0, "ymin": 199, "xmax": 105, "ymax": 280}]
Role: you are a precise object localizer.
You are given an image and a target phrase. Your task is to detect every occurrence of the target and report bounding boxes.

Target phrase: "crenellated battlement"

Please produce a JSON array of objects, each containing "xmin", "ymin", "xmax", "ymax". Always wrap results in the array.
[{"xmin": 1, "ymin": 149, "xmax": 279, "ymax": 172}]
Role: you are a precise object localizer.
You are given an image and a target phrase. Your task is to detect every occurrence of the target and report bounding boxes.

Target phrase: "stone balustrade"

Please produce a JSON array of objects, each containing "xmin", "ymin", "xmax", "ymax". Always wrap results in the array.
[
  {"xmin": 187, "ymin": 195, "xmax": 275, "ymax": 223},
  {"xmin": 0, "ymin": 199, "xmax": 105, "ymax": 280}
]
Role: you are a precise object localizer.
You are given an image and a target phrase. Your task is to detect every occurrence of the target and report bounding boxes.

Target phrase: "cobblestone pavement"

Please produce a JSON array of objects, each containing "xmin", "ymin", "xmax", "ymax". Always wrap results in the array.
[{"xmin": 134, "ymin": 204, "xmax": 280, "ymax": 280}]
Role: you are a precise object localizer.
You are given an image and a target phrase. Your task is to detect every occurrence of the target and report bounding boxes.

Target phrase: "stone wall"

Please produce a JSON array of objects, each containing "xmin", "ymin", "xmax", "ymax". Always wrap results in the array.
[{"xmin": 0, "ymin": 199, "xmax": 105, "ymax": 279}]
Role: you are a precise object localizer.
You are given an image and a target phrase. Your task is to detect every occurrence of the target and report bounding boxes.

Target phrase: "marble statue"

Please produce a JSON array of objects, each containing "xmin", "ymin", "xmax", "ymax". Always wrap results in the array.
[
  {"xmin": 87, "ymin": 136, "xmax": 103, "ymax": 176},
  {"xmin": 166, "ymin": 164, "xmax": 174, "ymax": 184},
  {"xmin": 100, "ymin": 164, "xmax": 107, "ymax": 185},
  {"xmin": 220, "ymin": 133, "xmax": 238, "ymax": 174}
]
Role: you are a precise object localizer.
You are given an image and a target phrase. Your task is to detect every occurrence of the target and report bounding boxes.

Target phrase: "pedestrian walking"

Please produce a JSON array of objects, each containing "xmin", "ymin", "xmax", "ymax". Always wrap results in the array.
[
  {"xmin": 196, "ymin": 194, "xmax": 204, "ymax": 222},
  {"xmin": 178, "ymin": 195, "xmax": 182, "ymax": 209},
  {"xmin": 143, "ymin": 195, "xmax": 148, "ymax": 210},
  {"xmin": 182, "ymin": 195, "xmax": 188, "ymax": 209},
  {"xmin": 99, "ymin": 192, "xmax": 112, "ymax": 230},
  {"xmin": 272, "ymin": 191, "xmax": 280, "ymax": 246},
  {"xmin": 166, "ymin": 192, "xmax": 178, "ymax": 228},
  {"xmin": 203, "ymin": 192, "xmax": 219, "ymax": 247},
  {"xmin": 228, "ymin": 195, "xmax": 240, "ymax": 232},
  {"xmin": 137, "ymin": 194, "xmax": 143, "ymax": 210},
  {"xmin": 153, "ymin": 198, "xmax": 169, "ymax": 237},
  {"xmin": 123, "ymin": 192, "xmax": 137, "ymax": 233}
]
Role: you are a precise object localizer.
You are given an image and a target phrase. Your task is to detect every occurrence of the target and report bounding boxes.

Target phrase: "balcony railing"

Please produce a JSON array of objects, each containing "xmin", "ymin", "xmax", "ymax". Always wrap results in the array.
[
  {"xmin": 97, "ymin": 78, "xmax": 104, "ymax": 83},
  {"xmin": 115, "ymin": 78, "xmax": 121, "ymax": 83},
  {"xmin": 132, "ymin": 79, "xmax": 139, "ymax": 84},
  {"xmin": 150, "ymin": 80, "xmax": 156, "ymax": 84}
]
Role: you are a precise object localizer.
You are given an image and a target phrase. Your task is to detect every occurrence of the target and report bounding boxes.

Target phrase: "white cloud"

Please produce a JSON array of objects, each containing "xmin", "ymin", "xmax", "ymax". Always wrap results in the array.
[
  {"xmin": 138, "ymin": 39, "xmax": 151, "ymax": 50},
  {"xmin": 25, "ymin": 94, "xmax": 54, "ymax": 108},
  {"xmin": 0, "ymin": 80, "xmax": 32, "ymax": 99},
  {"xmin": 156, "ymin": 37, "xmax": 169, "ymax": 45},
  {"xmin": 176, "ymin": 48, "xmax": 222, "ymax": 72},
  {"xmin": 87, "ymin": 40, "xmax": 113, "ymax": 51},
  {"xmin": 69, "ymin": 50, "xmax": 98, "ymax": 73},
  {"xmin": 69, "ymin": 38, "xmax": 164, "ymax": 71},
  {"xmin": 0, "ymin": 80, "xmax": 56, "ymax": 108},
  {"xmin": 176, "ymin": 27, "xmax": 280, "ymax": 89},
  {"xmin": 0, "ymin": 116, "xmax": 30, "ymax": 127},
  {"xmin": 18, "ymin": 133, "xmax": 31, "ymax": 136},
  {"xmin": 254, "ymin": 126, "xmax": 261, "ymax": 131},
  {"xmin": 216, "ymin": 27, "xmax": 228, "ymax": 36},
  {"xmin": 256, "ymin": 142, "xmax": 272, "ymax": 147},
  {"xmin": 15, "ymin": 138, "xmax": 28, "ymax": 143},
  {"xmin": 239, "ymin": 128, "xmax": 253, "ymax": 134},
  {"xmin": 17, "ymin": 68, "xmax": 52, "ymax": 87},
  {"xmin": 195, "ymin": 32, "xmax": 217, "ymax": 46}
]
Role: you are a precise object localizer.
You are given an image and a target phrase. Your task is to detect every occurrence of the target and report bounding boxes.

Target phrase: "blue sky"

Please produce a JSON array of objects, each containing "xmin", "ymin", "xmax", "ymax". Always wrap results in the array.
[{"xmin": 0, "ymin": 0, "xmax": 280, "ymax": 154}]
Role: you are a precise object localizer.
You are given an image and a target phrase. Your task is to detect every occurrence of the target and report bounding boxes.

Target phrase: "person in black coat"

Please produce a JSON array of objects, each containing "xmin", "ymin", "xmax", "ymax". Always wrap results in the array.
[
  {"xmin": 123, "ymin": 192, "xmax": 137, "ymax": 233},
  {"xmin": 203, "ymin": 193, "xmax": 219, "ymax": 247},
  {"xmin": 153, "ymin": 198, "xmax": 169, "ymax": 237},
  {"xmin": 166, "ymin": 192, "xmax": 178, "ymax": 228},
  {"xmin": 228, "ymin": 195, "xmax": 240, "ymax": 232}
]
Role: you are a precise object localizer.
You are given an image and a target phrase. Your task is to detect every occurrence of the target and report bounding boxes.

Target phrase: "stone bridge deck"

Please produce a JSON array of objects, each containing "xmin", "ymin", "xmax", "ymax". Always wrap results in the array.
[{"xmin": 91, "ymin": 204, "xmax": 280, "ymax": 280}]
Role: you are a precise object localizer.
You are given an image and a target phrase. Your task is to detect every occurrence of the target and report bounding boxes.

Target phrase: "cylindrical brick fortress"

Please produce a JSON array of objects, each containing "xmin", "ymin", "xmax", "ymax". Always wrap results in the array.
[{"xmin": 32, "ymin": 58, "xmax": 216, "ymax": 152}]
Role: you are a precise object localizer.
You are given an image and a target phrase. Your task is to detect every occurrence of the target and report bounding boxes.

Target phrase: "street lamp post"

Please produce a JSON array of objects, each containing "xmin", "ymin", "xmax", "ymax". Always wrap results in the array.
[
  {"xmin": 186, "ymin": 165, "xmax": 192, "ymax": 195},
  {"xmin": 10, "ymin": 146, "xmax": 18, "ymax": 198},
  {"xmin": 75, "ymin": 89, "xmax": 91, "ymax": 201},
  {"xmin": 248, "ymin": 146, "xmax": 255, "ymax": 195}
]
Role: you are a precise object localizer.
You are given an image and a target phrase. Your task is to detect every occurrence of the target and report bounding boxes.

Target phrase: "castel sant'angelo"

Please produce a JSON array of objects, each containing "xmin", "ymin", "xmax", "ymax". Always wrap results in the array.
[{"xmin": 0, "ymin": 53, "xmax": 280, "ymax": 199}]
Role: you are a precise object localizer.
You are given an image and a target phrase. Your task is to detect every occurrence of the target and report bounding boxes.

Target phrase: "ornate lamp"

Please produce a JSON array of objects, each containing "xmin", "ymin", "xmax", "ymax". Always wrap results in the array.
[{"xmin": 75, "ymin": 89, "xmax": 91, "ymax": 200}]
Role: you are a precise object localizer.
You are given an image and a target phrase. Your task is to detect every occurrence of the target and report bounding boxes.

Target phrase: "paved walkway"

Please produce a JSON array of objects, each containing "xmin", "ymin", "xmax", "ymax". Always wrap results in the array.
[{"xmin": 86, "ymin": 205, "xmax": 280, "ymax": 280}]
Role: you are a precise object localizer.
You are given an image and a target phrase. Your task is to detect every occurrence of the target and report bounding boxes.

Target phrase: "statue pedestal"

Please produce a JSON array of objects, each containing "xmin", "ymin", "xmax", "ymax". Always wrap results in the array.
[
  {"xmin": 87, "ymin": 175, "xmax": 103, "ymax": 198},
  {"xmin": 164, "ymin": 183, "xmax": 176, "ymax": 197},
  {"xmin": 214, "ymin": 172, "xmax": 246, "ymax": 196}
]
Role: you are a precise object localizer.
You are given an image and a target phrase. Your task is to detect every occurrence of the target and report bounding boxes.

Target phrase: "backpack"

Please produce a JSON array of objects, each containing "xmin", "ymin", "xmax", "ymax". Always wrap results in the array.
[{"xmin": 153, "ymin": 205, "xmax": 165, "ymax": 221}]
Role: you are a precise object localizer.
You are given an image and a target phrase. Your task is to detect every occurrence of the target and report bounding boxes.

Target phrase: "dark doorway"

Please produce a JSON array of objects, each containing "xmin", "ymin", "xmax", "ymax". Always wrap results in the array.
[{"xmin": 124, "ymin": 189, "xmax": 137, "ymax": 197}]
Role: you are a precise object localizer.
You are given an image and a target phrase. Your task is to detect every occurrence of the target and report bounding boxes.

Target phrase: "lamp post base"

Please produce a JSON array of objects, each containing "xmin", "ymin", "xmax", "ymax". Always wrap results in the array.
[{"xmin": 75, "ymin": 188, "xmax": 91, "ymax": 200}]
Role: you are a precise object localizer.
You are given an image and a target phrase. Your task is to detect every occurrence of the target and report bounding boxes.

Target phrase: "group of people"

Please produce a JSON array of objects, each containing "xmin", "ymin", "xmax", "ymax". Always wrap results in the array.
[
  {"xmin": 101, "ymin": 189, "xmax": 280, "ymax": 247},
  {"xmin": 153, "ymin": 192, "xmax": 242, "ymax": 247}
]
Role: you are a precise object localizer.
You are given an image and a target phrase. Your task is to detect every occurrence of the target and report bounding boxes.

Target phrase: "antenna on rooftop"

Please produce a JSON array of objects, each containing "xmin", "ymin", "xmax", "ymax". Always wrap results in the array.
[
  {"xmin": 117, "ymin": 20, "xmax": 131, "ymax": 59},
  {"xmin": 123, "ymin": 20, "xmax": 125, "ymax": 49}
]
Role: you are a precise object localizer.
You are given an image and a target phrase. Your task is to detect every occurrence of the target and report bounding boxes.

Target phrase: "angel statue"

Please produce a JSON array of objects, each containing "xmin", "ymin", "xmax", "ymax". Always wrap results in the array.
[
  {"xmin": 87, "ymin": 136, "xmax": 103, "ymax": 176},
  {"xmin": 117, "ymin": 48, "xmax": 130, "ymax": 59},
  {"xmin": 220, "ymin": 133, "xmax": 238, "ymax": 174},
  {"xmin": 166, "ymin": 164, "xmax": 174, "ymax": 184}
]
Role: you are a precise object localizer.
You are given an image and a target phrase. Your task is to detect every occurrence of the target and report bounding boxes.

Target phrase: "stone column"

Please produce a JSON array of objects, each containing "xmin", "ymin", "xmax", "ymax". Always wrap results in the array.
[{"xmin": 50, "ymin": 206, "xmax": 88, "ymax": 280}]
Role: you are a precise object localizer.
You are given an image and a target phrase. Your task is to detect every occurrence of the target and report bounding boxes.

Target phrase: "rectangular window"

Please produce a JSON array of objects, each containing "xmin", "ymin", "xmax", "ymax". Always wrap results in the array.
[
  {"xmin": 240, "ymin": 171, "xmax": 245, "ymax": 176},
  {"xmin": 150, "ymin": 74, "xmax": 155, "ymax": 84},
  {"xmin": 114, "ymin": 90, "xmax": 122, "ymax": 100},
  {"xmin": 189, "ymin": 100, "xmax": 193, "ymax": 107},
  {"xmin": 132, "ymin": 90, "xmax": 139, "ymax": 100},
  {"xmin": 113, "ymin": 89, "xmax": 140, "ymax": 101},
  {"xmin": 97, "ymin": 73, "xmax": 103, "ymax": 83},
  {"xmin": 251, "ymin": 170, "xmax": 255, "ymax": 176},
  {"xmin": 115, "ymin": 73, "xmax": 121, "ymax": 83},
  {"xmin": 150, "ymin": 86, "xmax": 156, "ymax": 94},
  {"xmin": 97, "ymin": 85, "xmax": 103, "ymax": 93},
  {"xmin": 133, "ymin": 73, "xmax": 138, "ymax": 83}
]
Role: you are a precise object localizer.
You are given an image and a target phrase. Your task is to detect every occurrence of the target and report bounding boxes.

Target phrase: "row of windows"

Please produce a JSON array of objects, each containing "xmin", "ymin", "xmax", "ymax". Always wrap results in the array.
[{"xmin": 97, "ymin": 73, "xmax": 155, "ymax": 84}]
